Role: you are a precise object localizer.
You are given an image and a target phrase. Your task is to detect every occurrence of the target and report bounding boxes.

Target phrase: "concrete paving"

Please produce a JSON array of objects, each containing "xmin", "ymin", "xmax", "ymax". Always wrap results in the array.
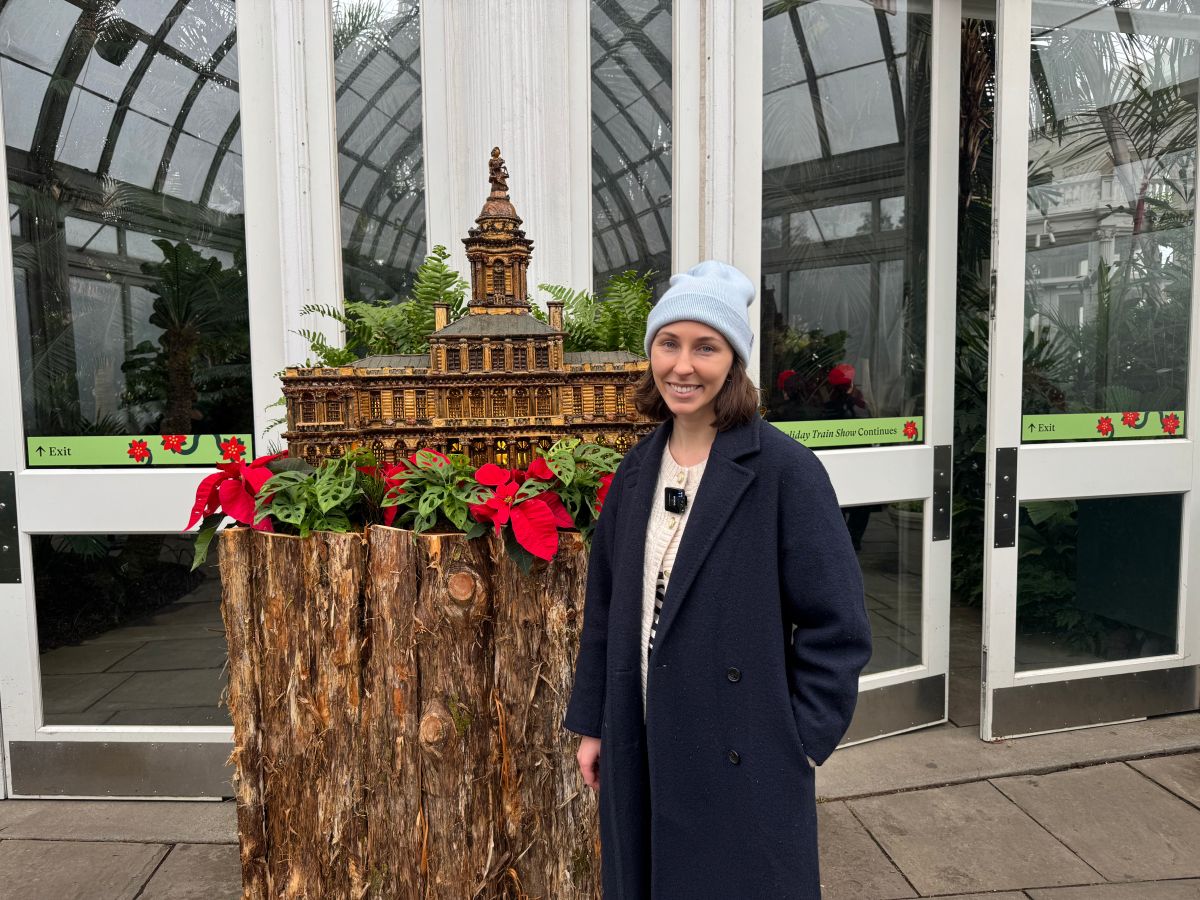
[{"xmin": 1, "ymin": 718, "xmax": 1198, "ymax": 898}]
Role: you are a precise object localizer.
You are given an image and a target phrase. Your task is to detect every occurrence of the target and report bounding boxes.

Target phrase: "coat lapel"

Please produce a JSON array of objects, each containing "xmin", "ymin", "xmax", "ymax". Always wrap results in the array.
[
  {"xmin": 611, "ymin": 423, "xmax": 671, "ymax": 673},
  {"xmin": 649, "ymin": 417, "xmax": 761, "ymax": 662}
]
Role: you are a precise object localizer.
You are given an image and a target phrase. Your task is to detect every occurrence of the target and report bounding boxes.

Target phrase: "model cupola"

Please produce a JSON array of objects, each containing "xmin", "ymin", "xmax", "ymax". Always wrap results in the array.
[{"xmin": 463, "ymin": 147, "xmax": 533, "ymax": 311}]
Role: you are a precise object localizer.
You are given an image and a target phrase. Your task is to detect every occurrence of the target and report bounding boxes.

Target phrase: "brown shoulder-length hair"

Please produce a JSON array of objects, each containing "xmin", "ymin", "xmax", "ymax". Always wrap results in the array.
[{"xmin": 632, "ymin": 358, "xmax": 761, "ymax": 430}]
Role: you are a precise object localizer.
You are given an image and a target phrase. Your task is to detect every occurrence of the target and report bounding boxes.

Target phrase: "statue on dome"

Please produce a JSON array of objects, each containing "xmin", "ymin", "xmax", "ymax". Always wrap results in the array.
[{"xmin": 488, "ymin": 146, "xmax": 509, "ymax": 198}]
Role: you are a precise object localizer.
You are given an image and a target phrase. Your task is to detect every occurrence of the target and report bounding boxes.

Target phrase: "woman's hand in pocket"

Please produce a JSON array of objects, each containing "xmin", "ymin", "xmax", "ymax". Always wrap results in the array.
[{"xmin": 577, "ymin": 736, "xmax": 601, "ymax": 792}]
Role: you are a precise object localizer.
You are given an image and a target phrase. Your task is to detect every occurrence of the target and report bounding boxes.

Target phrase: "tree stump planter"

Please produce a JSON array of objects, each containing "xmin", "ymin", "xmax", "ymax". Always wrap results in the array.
[{"xmin": 218, "ymin": 526, "xmax": 601, "ymax": 900}]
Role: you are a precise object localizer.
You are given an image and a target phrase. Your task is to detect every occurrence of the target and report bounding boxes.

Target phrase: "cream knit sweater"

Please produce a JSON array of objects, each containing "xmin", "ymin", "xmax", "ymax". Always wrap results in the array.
[{"xmin": 640, "ymin": 445, "xmax": 707, "ymax": 714}]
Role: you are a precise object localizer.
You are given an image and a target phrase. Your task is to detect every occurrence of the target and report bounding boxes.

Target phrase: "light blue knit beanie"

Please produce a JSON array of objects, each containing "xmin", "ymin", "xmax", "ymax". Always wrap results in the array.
[{"xmin": 644, "ymin": 260, "xmax": 754, "ymax": 364}]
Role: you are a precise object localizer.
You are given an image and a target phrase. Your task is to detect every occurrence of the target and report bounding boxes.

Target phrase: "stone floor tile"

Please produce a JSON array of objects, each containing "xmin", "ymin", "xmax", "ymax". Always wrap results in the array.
[
  {"xmin": 43, "ymin": 709, "xmax": 117, "ymax": 725},
  {"xmin": 1129, "ymin": 753, "xmax": 1200, "ymax": 808},
  {"xmin": 993, "ymin": 763, "xmax": 1200, "ymax": 881},
  {"xmin": 138, "ymin": 844, "xmax": 241, "ymax": 900},
  {"xmin": 1027, "ymin": 879, "xmax": 1200, "ymax": 899},
  {"xmin": 848, "ymin": 781, "xmax": 1098, "ymax": 895},
  {"xmin": 38, "ymin": 642, "xmax": 144, "ymax": 675},
  {"xmin": 143, "ymin": 601, "xmax": 225, "ymax": 627},
  {"xmin": 108, "ymin": 636, "xmax": 229, "ymax": 672},
  {"xmin": 105, "ymin": 705, "xmax": 230, "ymax": 726},
  {"xmin": 817, "ymin": 712, "xmax": 1200, "ymax": 801},
  {"xmin": 866, "ymin": 635, "xmax": 921, "ymax": 672},
  {"xmin": 40, "ymin": 672, "xmax": 134, "ymax": 715},
  {"xmin": 0, "ymin": 839, "xmax": 167, "ymax": 900},
  {"xmin": 93, "ymin": 667, "xmax": 227, "ymax": 712},
  {"xmin": 817, "ymin": 802, "xmax": 916, "ymax": 900},
  {"xmin": 86, "ymin": 621, "xmax": 223, "ymax": 643},
  {"xmin": 947, "ymin": 667, "xmax": 981, "ymax": 728},
  {"xmin": 0, "ymin": 800, "xmax": 237, "ymax": 843},
  {"xmin": 920, "ymin": 895, "xmax": 1028, "ymax": 900}
]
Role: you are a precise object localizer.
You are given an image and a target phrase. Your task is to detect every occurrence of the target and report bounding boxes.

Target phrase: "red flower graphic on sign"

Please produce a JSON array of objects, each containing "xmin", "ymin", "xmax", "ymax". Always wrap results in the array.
[
  {"xmin": 127, "ymin": 439, "xmax": 150, "ymax": 463},
  {"xmin": 903, "ymin": 420, "xmax": 918, "ymax": 440},
  {"xmin": 161, "ymin": 434, "xmax": 187, "ymax": 453},
  {"xmin": 1121, "ymin": 411, "xmax": 1139, "ymax": 427},
  {"xmin": 1096, "ymin": 416, "xmax": 1114, "ymax": 437},
  {"xmin": 1162, "ymin": 413, "xmax": 1181, "ymax": 435},
  {"xmin": 219, "ymin": 436, "xmax": 247, "ymax": 461}
]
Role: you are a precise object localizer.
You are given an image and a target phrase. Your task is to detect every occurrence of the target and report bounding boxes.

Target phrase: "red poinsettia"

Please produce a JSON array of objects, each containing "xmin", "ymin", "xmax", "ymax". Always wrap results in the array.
[
  {"xmin": 595, "ymin": 472, "xmax": 614, "ymax": 514},
  {"xmin": 828, "ymin": 363, "xmax": 856, "ymax": 387},
  {"xmin": 1121, "ymin": 411, "xmax": 1139, "ymax": 427},
  {"xmin": 903, "ymin": 420, "xmax": 918, "ymax": 440},
  {"xmin": 1162, "ymin": 412, "xmax": 1181, "ymax": 435},
  {"xmin": 1096, "ymin": 416, "xmax": 1114, "ymax": 437},
  {"xmin": 161, "ymin": 434, "xmax": 187, "ymax": 453},
  {"xmin": 219, "ymin": 435, "xmax": 247, "ymax": 461},
  {"xmin": 470, "ymin": 463, "xmax": 573, "ymax": 560},
  {"xmin": 127, "ymin": 439, "xmax": 150, "ymax": 463},
  {"xmin": 186, "ymin": 451, "xmax": 288, "ymax": 532}
]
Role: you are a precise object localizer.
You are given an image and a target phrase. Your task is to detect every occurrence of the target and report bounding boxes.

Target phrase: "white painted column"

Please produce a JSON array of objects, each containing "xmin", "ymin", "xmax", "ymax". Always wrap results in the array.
[
  {"xmin": 675, "ymin": 0, "xmax": 763, "ymax": 381},
  {"xmin": 421, "ymin": 0, "xmax": 594, "ymax": 299},
  {"xmin": 236, "ymin": 0, "xmax": 343, "ymax": 442}
]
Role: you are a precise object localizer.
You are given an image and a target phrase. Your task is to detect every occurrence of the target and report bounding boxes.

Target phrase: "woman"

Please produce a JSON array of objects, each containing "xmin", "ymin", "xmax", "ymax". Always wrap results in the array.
[{"xmin": 563, "ymin": 260, "xmax": 872, "ymax": 899}]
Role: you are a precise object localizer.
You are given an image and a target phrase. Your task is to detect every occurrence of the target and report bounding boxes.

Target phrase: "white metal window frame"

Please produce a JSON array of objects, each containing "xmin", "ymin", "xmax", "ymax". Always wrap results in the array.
[
  {"xmin": 0, "ymin": 0, "xmax": 345, "ymax": 794},
  {"xmin": 982, "ymin": 0, "xmax": 1200, "ymax": 739},
  {"xmin": 679, "ymin": 1, "xmax": 963, "ymax": 728},
  {"xmin": 0, "ymin": 0, "xmax": 969, "ymax": 793}
]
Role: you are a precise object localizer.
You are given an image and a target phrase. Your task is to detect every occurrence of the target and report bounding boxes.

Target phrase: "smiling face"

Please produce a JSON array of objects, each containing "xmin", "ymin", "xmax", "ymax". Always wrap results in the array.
[{"xmin": 649, "ymin": 320, "xmax": 736, "ymax": 424}]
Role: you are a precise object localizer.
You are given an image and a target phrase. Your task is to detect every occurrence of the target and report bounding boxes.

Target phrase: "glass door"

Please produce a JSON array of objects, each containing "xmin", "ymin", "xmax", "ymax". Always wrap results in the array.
[
  {"xmin": 983, "ymin": 0, "xmax": 1200, "ymax": 740},
  {"xmin": 0, "ymin": 0, "xmax": 265, "ymax": 796},
  {"xmin": 758, "ymin": 0, "xmax": 962, "ymax": 743}
]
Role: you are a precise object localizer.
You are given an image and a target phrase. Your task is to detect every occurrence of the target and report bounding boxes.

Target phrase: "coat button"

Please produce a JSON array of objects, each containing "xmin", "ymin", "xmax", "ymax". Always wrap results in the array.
[
  {"xmin": 727, "ymin": 750, "xmax": 740, "ymax": 765},
  {"xmin": 726, "ymin": 667, "xmax": 741, "ymax": 683}
]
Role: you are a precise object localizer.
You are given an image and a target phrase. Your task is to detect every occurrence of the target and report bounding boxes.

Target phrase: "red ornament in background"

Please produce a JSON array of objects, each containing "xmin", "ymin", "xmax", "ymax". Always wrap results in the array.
[
  {"xmin": 1096, "ymin": 416, "xmax": 1114, "ymax": 437},
  {"xmin": 827, "ymin": 363, "xmax": 855, "ymax": 387},
  {"xmin": 1120, "ymin": 411, "xmax": 1139, "ymax": 427},
  {"xmin": 776, "ymin": 369, "xmax": 796, "ymax": 392},
  {"xmin": 1162, "ymin": 413, "xmax": 1181, "ymax": 435},
  {"xmin": 220, "ymin": 436, "xmax": 247, "ymax": 461},
  {"xmin": 903, "ymin": 420, "xmax": 918, "ymax": 440},
  {"xmin": 127, "ymin": 439, "xmax": 150, "ymax": 463}
]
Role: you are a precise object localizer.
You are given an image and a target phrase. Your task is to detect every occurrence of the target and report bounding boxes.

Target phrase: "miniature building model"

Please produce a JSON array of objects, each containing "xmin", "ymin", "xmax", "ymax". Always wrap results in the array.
[{"xmin": 281, "ymin": 148, "xmax": 654, "ymax": 467}]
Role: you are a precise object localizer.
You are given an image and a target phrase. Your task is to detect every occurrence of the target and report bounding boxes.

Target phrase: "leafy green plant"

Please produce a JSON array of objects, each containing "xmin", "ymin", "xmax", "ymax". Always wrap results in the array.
[
  {"xmin": 121, "ymin": 239, "xmax": 251, "ymax": 434},
  {"xmin": 188, "ymin": 441, "xmax": 621, "ymax": 572},
  {"xmin": 534, "ymin": 269, "xmax": 653, "ymax": 355},
  {"xmin": 295, "ymin": 245, "xmax": 468, "ymax": 365},
  {"xmin": 380, "ymin": 448, "xmax": 490, "ymax": 534},
  {"xmin": 255, "ymin": 454, "xmax": 363, "ymax": 537}
]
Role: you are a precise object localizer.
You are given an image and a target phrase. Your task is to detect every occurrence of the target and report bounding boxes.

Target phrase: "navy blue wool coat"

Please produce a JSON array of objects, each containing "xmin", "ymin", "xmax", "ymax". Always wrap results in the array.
[{"xmin": 564, "ymin": 414, "xmax": 872, "ymax": 899}]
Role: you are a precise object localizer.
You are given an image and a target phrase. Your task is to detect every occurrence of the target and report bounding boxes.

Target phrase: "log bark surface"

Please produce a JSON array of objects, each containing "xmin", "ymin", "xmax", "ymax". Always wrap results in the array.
[
  {"xmin": 218, "ymin": 528, "xmax": 269, "ymax": 900},
  {"xmin": 220, "ymin": 527, "xmax": 601, "ymax": 899}
]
